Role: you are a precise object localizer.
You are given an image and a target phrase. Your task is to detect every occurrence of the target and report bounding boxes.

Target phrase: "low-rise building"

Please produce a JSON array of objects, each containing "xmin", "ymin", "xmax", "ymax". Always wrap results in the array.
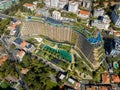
[
  {"xmin": 78, "ymin": 10, "xmax": 90, "ymax": 19},
  {"xmin": 60, "ymin": 84, "xmax": 75, "ymax": 90},
  {"xmin": 21, "ymin": 68, "xmax": 29, "ymax": 74},
  {"xmin": 85, "ymin": 85, "xmax": 113, "ymax": 90},
  {"xmin": 13, "ymin": 38, "xmax": 35, "ymax": 52},
  {"xmin": 0, "ymin": 55, "xmax": 8, "ymax": 66},
  {"xmin": 74, "ymin": 82, "xmax": 81, "ymax": 90},
  {"xmin": 109, "ymin": 29, "xmax": 120, "ymax": 37},
  {"xmin": 23, "ymin": 3, "xmax": 36, "ymax": 11},
  {"xmin": 16, "ymin": 50, "xmax": 25, "ymax": 62},
  {"xmin": 102, "ymin": 73, "xmax": 110, "ymax": 84},
  {"xmin": 56, "ymin": 72, "xmax": 66, "ymax": 80},
  {"xmin": 111, "ymin": 74, "xmax": 120, "ymax": 83},
  {"xmin": 20, "ymin": 41, "xmax": 35, "ymax": 52},
  {"xmin": 93, "ymin": 8, "xmax": 104, "ymax": 18},
  {"xmin": 8, "ymin": 20, "xmax": 21, "ymax": 36},
  {"xmin": 13, "ymin": 38, "xmax": 23, "ymax": 46},
  {"xmin": 68, "ymin": 1, "xmax": 78, "ymax": 13},
  {"xmin": 52, "ymin": 10, "xmax": 75, "ymax": 22},
  {"xmin": 111, "ymin": 4, "xmax": 120, "ymax": 28},
  {"xmin": 91, "ymin": 15, "xmax": 111, "ymax": 30},
  {"xmin": 36, "ymin": 8, "xmax": 50, "ymax": 17},
  {"xmin": 5, "ymin": 75, "xmax": 18, "ymax": 83},
  {"xmin": 52, "ymin": 10, "xmax": 62, "ymax": 20}
]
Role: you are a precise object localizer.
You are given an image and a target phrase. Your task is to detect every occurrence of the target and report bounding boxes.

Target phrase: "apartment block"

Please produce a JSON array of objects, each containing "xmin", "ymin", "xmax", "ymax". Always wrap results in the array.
[
  {"xmin": 111, "ymin": 4, "xmax": 120, "ymax": 28},
  {"xmin": 0, "ymin": 0, "xmax": 19, "ymax": 10}
]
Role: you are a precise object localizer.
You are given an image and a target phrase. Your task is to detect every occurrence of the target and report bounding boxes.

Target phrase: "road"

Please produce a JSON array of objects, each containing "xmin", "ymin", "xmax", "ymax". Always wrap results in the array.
[
  {"xmin": 38, "ymin": 56, "xmax": 65, "ymax": 72},
  {"xmin": 0, "ymin": 13, "xmax": 10, "ymax": 19}
]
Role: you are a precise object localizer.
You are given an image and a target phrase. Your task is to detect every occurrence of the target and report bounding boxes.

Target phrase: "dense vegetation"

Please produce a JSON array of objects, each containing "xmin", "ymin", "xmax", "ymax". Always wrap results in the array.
[
  {"xmin": 18, "ymin": 54, "xmax": 59, "ymax": 90},
  {"xmin": 0, "ymin": 18, "xmax": 11, "ymax": 36},
  {"xmin": 0, "ymin": 60, "xmax": 19, "ymax": 79}
]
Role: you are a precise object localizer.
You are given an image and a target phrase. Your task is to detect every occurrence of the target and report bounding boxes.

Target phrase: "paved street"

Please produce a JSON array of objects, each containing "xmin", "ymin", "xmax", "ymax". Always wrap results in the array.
[{"xmin": 37, "ymin": 56, "xmax": 65, "ymax": 72}]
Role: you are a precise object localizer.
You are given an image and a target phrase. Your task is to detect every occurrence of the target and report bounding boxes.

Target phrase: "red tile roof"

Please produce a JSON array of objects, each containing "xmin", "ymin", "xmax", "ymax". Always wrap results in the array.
[
  {"xmin": 79, "ymin": 10, "xmax": 90, "ymax": 15},
  {"xmin": 0, "ymin": 55, "xmax": 8, "ymax": 66},
  {"xmin": 20, "ymin": 41, "xmax": 28, "ymax": 48},
  {"xmin": 74, "ymin": 82, "xmax": 80, "ymax": 90},
  {"xmin": 23, "ymin": 3, "xmax": 34, "ymax": 7},
  {"xmin": 102, "ymin": 73, "xmax": 110, "ymax": 84},
  {"xmin": 99, "ymin": 86, "xmax": 108, "ymax": 90},
  {"xmin": 111, "ymin": 75, "xmax": 120, "ymax": 83},
  {"xmin": 8, "ymin": 21, "xmax": 21, "ymax": 30},
  {"xmin": 17, "ymin": 50, "xmax": 25, "ymax": 57},
  {"xmin": 21, "ymin": 68, "xmax": 29, "ymax": 74}
]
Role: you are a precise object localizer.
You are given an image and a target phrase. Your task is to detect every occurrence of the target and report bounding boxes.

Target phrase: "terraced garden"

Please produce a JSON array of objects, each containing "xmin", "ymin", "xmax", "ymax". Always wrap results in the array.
[{"xmin": 36, "ymin": 44, "xmax": 72, "ymax": 70}]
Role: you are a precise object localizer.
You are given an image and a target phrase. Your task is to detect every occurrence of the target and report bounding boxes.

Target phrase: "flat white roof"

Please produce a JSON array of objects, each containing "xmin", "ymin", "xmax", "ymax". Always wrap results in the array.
[{"xmin": 35, "ymin": 38, "xmax": 43, "ymax": 43}]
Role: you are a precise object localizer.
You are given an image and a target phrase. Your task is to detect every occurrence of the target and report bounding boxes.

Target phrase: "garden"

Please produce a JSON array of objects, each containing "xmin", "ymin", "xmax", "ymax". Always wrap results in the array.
[{"xmin": 0, "ymin": 80, "xmax": 10, "ymax": 89}]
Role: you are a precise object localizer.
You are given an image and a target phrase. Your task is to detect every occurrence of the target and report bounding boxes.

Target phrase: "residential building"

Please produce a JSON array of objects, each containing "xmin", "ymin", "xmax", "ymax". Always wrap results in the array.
[
  {"xmin": 74, "ymin": 82, "xmax": 81, "ymax": 90},
  {"xmin": 91, "ymin": 15, "xmax": 111, "ymax": 30},
  {"xmin": 50, "ymin": 0, "xmax": 59, "ymax": 7},
  {"xmin": 111, "ymin": 4, "xmax": 120, "ymax": 27},
  {"xmin": 75, "ymin": 33, "xmax": 105, "ymax": 70},
  {"xmin": 13, "ymin": 38, "xmax": 35, "ymax": 52},
  {"xmin": 23, "ymin": 3, "xmax": 36, "ymax": 11},
  {"xmin": 94, "ymin": 8, "xmax": 104, "ymax": 18},
  {"xmin": 20, "ymin": 41, "xmax": 35, "ymax": 52},
  {"xmin": 59, "ymin": 84, "xmax": 75, "ymax": 90},
  {"xmin": 56, "ymin": 72, "xmax": 66, "ymax": 80},
  {"xmin": 78, "ymin": 0, "xmax": 83, "ymax": 6},
  {"xmin": 52, "ymin": 10, "xmax": 75, "ymax": 21},
  {"xmin": 68, "ymin": 77, "xmax": 75, "ymax": 84},
  {"xmin": 21, "ymin": 68, "xmax": 29, "ymax": 74},
  {"xmin": 82, "ymin": 0, "xmax": 91, "ymax": 9},
  {"xmin": 109, "ymin": 29, "xmax": 120, "ymax": 37},
  {"xmin": 85, "ymin": 85, "xmax": 113, "ymax": 90},
  {"xmin": 8, "ymin": 21, "xmax": 21, "ymax": 36},
  {"xmin": 0, "ymin": 55, "xmax": 8, "ymax": 66},
  {"xmin": 44, "ymin": 0, "xmax": 50, "ymax": 7},
  {"xmin": 111, "ymin": 74, "xmax": 120, "ymax": 83},
  {"xmin": 68, "ymin": 1, "xmax": 78, "ymax": 13},
  {"xmin": 102, "ymin": 73, "xmax": 110, "ymax": 84},
  {"xmin": 78, "ymin": 10, "xmax": 90, "ymax": 19},
  {"xmin": 110, "ymin": 38, "xmax": 120, "ymax": 56},
  {"xmin": 21, "ymin": 20, "xmax": 73, "ymax": 43},
  {"xmin": 5, "ymin": 75, "xmax": 18, "ymax": 83},
  {"xmin": 36, "ymin": 8, "xmax": 50, "ymax": 17},
  {"xmin": 16, "ymin": 50, "xmax": 25, "ymax": 62},
  {"xmin": 52, "ymin": 10, "xmax": 62, "ymax": 20},
  {"xmin": 8, "ymin": 21, "xmax": 21, "ymax": 31},
  {"xmin": 13, "ymin": 38, "xmax": 23, "ymax": 46},
  {"xmin": 58, "ymin": 0, "xmax": 68, "ymax": 9},
  {"xmin": 0, "ymin": 0, "xmax": 19, "ymax": 10}
]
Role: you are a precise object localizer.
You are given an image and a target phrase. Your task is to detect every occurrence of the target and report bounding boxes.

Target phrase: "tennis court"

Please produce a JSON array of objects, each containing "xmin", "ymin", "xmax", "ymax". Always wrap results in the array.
[{"xmin": 43, "ymin": 45, "xmax": 71, "ymax": 62}]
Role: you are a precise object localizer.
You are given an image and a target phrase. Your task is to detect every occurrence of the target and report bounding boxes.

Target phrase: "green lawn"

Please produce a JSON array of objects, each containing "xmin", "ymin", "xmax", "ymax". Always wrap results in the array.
[
  {"xmin": 58, "ymin": 44, "xmax": 71, "ymax": 52},
  {"xmin": 43, "ymin": 39, "xmax": 56, "ymax": 47},
  {"xmin": 0, "ymin": 80, "xmax": 9, "ymax": 89},
  {"xmin": 45, "ymin": 80, "xmax": 57, "ymax": 89}
]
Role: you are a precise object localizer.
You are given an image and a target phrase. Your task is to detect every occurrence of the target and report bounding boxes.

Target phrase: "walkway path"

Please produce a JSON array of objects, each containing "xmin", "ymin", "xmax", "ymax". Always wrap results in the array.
[{"xmin": 71, "ymin": 48, "xmax": 93, "ymax": 72}]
